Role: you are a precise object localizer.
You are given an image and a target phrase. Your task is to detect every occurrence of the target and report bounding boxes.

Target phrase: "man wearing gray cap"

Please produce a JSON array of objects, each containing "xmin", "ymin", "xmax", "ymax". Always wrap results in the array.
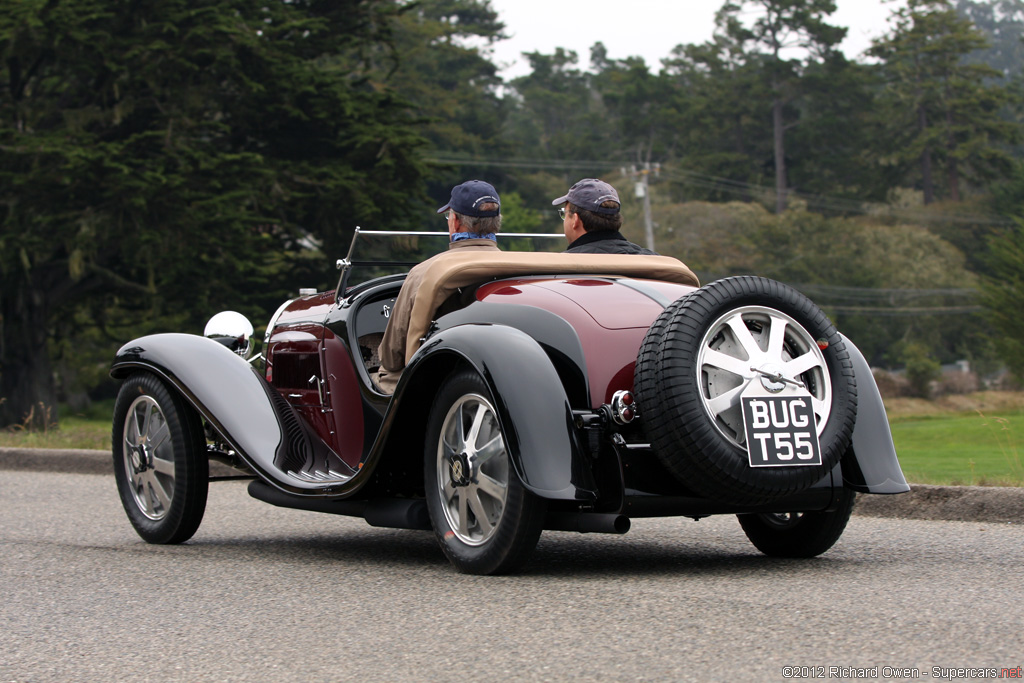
[
  {"xmin": 552, "ymin": 178, "xmax": 655, "ymax": 255},
  {"xmin": 375, "ymin": 180, "xmax": 502, "ymax": 394}
]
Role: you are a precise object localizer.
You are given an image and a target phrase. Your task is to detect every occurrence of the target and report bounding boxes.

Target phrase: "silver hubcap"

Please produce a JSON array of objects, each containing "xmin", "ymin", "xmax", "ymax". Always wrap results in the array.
[
  {"xmin": 122, "ymin": 396, "xmax": 175, "ymax": 521},
  {"xmin": 696, "ymin": 306, "xmax": 831, "ymax": 447},
  {"xmin": 436, "ymin": 393, "xmax": 509, "ymax": 546}
]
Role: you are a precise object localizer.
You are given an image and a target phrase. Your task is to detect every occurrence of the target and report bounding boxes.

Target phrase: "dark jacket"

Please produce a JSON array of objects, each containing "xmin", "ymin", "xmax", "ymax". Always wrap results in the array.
[{"xmin": 564, "ymin": 230, "xmax": 656, "ymax": 255}]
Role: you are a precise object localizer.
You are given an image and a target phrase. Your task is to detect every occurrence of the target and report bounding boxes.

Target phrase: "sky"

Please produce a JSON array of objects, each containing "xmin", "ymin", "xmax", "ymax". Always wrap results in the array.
[{"xmin": 484, "ymin": 0, "xmax": 908, "ymax": 79}]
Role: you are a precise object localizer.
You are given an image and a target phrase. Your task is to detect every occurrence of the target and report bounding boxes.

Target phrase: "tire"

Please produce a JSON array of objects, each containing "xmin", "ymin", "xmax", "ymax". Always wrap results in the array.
[
  {"xmin": 635, "ymin": 276, "xmax": 857, "ymax": 505},
  {"xmin": 112, "ymin": 372, "xmax": 209, "ymax": 544},
  {"xmin": 738, "ymin": 487, "xmax": 857, "ymax": 558},
  {"xmin": 424, "ymin": 370, "xmax": 545, "ymax": 575},
  {"xmin": 634, "ymin": 295, "xmax": 692, "ymax": 444}
]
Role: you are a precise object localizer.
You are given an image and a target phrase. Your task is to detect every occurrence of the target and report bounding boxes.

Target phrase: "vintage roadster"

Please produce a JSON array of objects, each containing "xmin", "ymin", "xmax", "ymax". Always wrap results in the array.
[{"xmin": 110, "ymin": 229, "xmax": 908, "ymax": 574}]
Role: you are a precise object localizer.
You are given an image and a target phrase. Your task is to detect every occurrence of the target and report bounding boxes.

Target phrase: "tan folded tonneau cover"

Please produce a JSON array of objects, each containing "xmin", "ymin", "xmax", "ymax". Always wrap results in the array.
[{"xmin": 406, "ymin": 251, "xmax": 700, "ymax": 361}]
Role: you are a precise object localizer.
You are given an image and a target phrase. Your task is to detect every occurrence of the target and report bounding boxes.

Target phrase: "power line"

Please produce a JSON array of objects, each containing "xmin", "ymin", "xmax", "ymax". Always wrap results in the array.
[
  {"xmin": 823, "ymin": 305, "xmax": 983, "ymax": 316},
  {"xmin": 425, "ymin": 154, "xmax": 1016, "ymax": 226}
]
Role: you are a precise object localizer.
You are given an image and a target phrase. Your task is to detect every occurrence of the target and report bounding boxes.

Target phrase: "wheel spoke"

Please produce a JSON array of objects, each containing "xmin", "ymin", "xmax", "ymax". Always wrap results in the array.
[
  {"xmin": 706, "ymin": 384, "xmax": 745, "ymax": 419},
  {"xmin": 725, "ymin": 315, "xmax": 761, "ymax": 361},
  {"xmin": 766, "ymin": 315, "xmax": 787, "ymax": 361},
  {"xmin": 467, "ymin": 403, "xmax": 487, "ymax": 450},
  {"xmin": 149, "ymin": 473, "xmax": 172, "ymax": 511},
  {"xmin": 441, "ymin": 432, "xmax": 459, "ymax": 458},
  {"xmin": 125, "ymin": 412, "xmax": 141, "ymax": 447},
  {"xmin": 452, "ymin": 407, "xmax": 467, "ymax": 453},
  {"xmin": 457, "ymin": 492, "xmax": 470, "ymax": 538},
  {"xmin": 475, "ymin": 472, "xmax": 506, "ymax": 501},
  {"xmin": 466, "ymin": 490, "xmax": 494, "ymax": 537},
  {"xmin": 139, "ymin": 471, "xmax": 159, "ymax": 515},
  {"xmin": 811, "ymin": 396, "xmax": 828, "ymax": 425},
  {"xmin": 151, "ymin": 455, "xmax": 175, "ymax": 477},
  {"xmin": 784, "ymin": 350, "xmax": 822, "ymax": 378},
  {"xmin": 702, "ymin": 348, "xmax": 752, "ymax": 378},
  {"xmin": 474, "ymin": 434, "xmax": 504, "ymax": 466},
  {"xmin": 140, "ymin": 402, "xmax": 155, "ymax": 441},
  {"xmin": 441, "ymin": 477, "xmax": 457, "ymax": 504},
  {"xmin": 148, "ymin": 420, "xmax": 170, "ymax": 452}
]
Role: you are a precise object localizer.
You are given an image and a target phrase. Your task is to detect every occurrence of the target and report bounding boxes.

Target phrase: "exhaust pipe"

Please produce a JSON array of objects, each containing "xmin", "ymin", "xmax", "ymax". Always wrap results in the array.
[
  {"xmin": 247, "ymin": 481, "xmax": 430, "ymax": 530},
  {"xmin": 545, "ymin": 512, "xmax": 630, "ymax": 535}
]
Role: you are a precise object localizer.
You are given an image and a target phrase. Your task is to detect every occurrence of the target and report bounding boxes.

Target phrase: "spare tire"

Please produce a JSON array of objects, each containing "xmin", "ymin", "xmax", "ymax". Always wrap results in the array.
[{"xmin": 634, "ymin": 276, "xmax": 857, "ymax": 505}]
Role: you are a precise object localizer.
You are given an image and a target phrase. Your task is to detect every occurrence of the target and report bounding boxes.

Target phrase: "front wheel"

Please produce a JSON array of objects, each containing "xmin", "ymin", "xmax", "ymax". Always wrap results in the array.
[
  {"xmin": 737, "ymin": 487, "xmax": 856, "ymax": 558},
  {"xmin": 424, "ymin": 370, "xmax": 545, "ymax": 575},
  {"xmin": 112, "ymin": 372, "xmax": 208, "ymax": 544}
]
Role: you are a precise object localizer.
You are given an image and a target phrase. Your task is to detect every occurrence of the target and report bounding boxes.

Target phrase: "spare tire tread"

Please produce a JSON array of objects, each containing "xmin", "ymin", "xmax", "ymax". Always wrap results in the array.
[{"xmin": 634, "ymin": 296, "xmax": 692, "ymax": 452}]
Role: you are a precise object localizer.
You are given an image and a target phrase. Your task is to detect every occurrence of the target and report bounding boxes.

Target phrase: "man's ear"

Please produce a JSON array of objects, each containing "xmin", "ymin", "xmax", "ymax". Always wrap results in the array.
[{"xmin": 568, "ymin": 212, "xmax": 583, "ymax": 236}]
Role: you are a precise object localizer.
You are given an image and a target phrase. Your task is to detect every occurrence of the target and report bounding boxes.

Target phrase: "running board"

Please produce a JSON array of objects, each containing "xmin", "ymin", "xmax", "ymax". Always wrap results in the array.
[{"xmin": 247, "ymin": 480, "xmax": 431, "ymax": 530}]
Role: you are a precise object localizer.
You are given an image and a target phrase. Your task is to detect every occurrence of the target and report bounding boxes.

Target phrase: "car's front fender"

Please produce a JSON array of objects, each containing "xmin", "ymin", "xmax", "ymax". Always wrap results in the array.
[
  {"xmin": 383, "ymin": 323, "xmax": 596, "ymax": 502},
  {"xmin": 110, "ymin": 333, "xmax": 345, "ymax": 495},
  {"xmin": 841, "ymin": 335, "xmax": 911, "ymax": 494}
]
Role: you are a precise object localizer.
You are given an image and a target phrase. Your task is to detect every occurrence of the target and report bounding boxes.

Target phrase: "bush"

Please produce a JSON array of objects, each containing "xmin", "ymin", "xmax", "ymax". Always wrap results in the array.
[
  {"xmin": 873, "ymin": 368, "xmax": 911, "ymax": 399},
  {"xmin": 936, "ymin": 370, "xmax": 980, "ymax": 396},
  {"xmin": 902, "ymin": 343, "xmax": 941, "ymax": 399}
]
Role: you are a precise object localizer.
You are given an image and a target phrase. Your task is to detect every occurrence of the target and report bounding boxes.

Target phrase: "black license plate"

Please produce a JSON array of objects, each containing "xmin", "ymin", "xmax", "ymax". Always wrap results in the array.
[{"xmin": 742, "ymin": 395, "xmax": 822, "ymax": 467}]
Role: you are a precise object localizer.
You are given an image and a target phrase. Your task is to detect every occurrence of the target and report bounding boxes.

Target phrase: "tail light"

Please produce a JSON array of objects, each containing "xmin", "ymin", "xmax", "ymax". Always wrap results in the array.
[{"xmin": 608, "ymin": 390, "xmax": 637, "ymax": 425}]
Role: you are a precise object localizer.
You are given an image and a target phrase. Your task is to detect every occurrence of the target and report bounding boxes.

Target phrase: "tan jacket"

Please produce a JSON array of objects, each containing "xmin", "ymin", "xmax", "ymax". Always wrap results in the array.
[{"xmin": 376, "ymin": 238, "xmax": 500, "ymax": 393}]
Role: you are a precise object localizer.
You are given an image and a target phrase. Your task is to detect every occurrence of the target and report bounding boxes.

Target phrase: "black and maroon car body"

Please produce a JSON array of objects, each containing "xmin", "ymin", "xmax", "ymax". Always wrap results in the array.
[{"xmin": 110, "ymin": 229, "xmax": 908, "ymax": 574}]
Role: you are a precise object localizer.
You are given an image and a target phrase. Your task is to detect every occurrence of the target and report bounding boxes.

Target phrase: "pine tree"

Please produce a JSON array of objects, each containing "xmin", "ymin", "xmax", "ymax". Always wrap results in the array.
[
  {"xmin": 0, "ymin": 0, "xmax": 430, "ymax": 427},
  {"xmin": 715, "ymin": 0, "xmax": 847, "ymax": 212},
  {"xmin": 869, "ymin": 0, "xmax": 1019, "ymax": 204}
]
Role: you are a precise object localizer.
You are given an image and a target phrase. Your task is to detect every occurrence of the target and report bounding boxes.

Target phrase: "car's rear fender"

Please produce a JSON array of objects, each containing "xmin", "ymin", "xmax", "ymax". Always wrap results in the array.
[
  {"xmin": 383, "ymin": 323, "xmax": 597, "ymax": 502},
  {"xmin": 841, "ymin": 335, "xmax": 911, "ymax": 494},
  {"xmin": 110, "ymin": 333, "xmax": 353, "ymax": 495}
]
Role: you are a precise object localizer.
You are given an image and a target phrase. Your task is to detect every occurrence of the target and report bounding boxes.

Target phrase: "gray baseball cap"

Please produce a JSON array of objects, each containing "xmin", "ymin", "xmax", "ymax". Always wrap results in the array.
[{"xmin": 551, "ymin": 178, "xmax": 621, "ymax": 215}]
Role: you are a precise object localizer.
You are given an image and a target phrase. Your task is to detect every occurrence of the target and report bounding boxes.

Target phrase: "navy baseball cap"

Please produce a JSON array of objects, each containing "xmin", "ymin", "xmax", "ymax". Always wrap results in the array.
[
  {"xmin": 551, "ymin": 178, "xmax": 621, "ymax": 215},
  {"xmin": 436, "ymin": 180, "xmax": 501, "ymax": 217}
]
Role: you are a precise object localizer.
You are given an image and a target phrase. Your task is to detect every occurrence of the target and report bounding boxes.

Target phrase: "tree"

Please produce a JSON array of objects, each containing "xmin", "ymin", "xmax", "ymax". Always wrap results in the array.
[
  {"xmin": 662, "ymin": 35, "xmax": 774, "ymax": 203},
  {"xmin": 956, "ymin": 0, "xmax": 1024, "ymax": 79},
  {"xmin": 589, "ymin": 49, "xmax": 676, "ymax": 163},
  {"xmin": 504, "ymin": 48, "xmax": 610, "ymax": 161},
  {"xmin": 784, "ymin": 54, "xmax": 893, "ymax": 201},
  {"xmin": 980, "ymin": 220, "xmax": 1024, "ymax": 379},
  {"xmin": 715, "ymin": 0, "xmax": 847, "ymax": 212},
  {"xmin": 869, "ymin": 0, "xmax": 1019, "ymax": 204},
  {"xmin": 379, "ymin": 0, "xmax": 516, "ymax": 227},
  {"xmin": 0, "ymin": 0, "xmax": 430, "ymax": 427},
  {"xmin": 725, "ymin": 205, "xmax": 980, "ymax": 365},
  {"xmin": 383, "ymin": 0, "xmax": 507, "ymax": 157}
]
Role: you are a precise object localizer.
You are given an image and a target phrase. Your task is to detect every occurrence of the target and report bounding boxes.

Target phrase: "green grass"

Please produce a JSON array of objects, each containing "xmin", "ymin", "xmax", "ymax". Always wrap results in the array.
[
  {"xmin": 0, "ymin": 401, "xmax": 113, "ymax": 451},
  {"xmin": 3, "ymin": 396, "xmax": 1023, "ymax": 486},
  {"xmin": 889, "ymin": 411, "xmax": 1024, "ymax": 486}
]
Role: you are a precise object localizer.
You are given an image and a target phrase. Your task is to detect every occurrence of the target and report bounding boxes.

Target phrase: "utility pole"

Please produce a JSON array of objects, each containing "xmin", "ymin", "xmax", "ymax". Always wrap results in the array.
[{"xmin": 627, "ymin": 163, "xmax": 659, "ymax": 252}]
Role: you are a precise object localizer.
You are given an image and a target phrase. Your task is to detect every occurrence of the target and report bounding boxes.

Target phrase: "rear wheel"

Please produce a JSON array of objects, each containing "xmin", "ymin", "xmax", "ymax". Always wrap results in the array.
[
  {"xmin": 738, "ymin": 488, "xmax": 856, "ymax": 558},
  {"xmin": 112, "ymin": 372, "xmax": 208, "ymax": 544},
  {"xmin": 424, "ymin": 370, "xmax": 545, "ymax": 575}
]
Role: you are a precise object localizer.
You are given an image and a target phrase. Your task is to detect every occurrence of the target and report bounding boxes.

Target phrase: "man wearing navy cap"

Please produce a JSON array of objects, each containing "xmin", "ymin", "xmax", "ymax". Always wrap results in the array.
[
  {"xmin": 376, "ymin": 180, "xmax": 502, "ymax": 393},
  {"xmin": 552, "ymin": 178, "xmax": 655, "ymax": 255}
]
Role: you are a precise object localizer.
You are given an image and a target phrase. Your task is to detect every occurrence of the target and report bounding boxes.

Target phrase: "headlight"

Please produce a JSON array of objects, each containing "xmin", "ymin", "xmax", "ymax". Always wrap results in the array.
[{"xmin": 204, "ymin": 311, "xmax": 255, "ymax": 359}]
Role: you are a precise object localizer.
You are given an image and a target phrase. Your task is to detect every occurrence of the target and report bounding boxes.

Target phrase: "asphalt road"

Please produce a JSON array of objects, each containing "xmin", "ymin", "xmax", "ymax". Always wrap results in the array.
[{"xmin": 2, "ymin": 468, "xmax": 1022, "ymax": 682}]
